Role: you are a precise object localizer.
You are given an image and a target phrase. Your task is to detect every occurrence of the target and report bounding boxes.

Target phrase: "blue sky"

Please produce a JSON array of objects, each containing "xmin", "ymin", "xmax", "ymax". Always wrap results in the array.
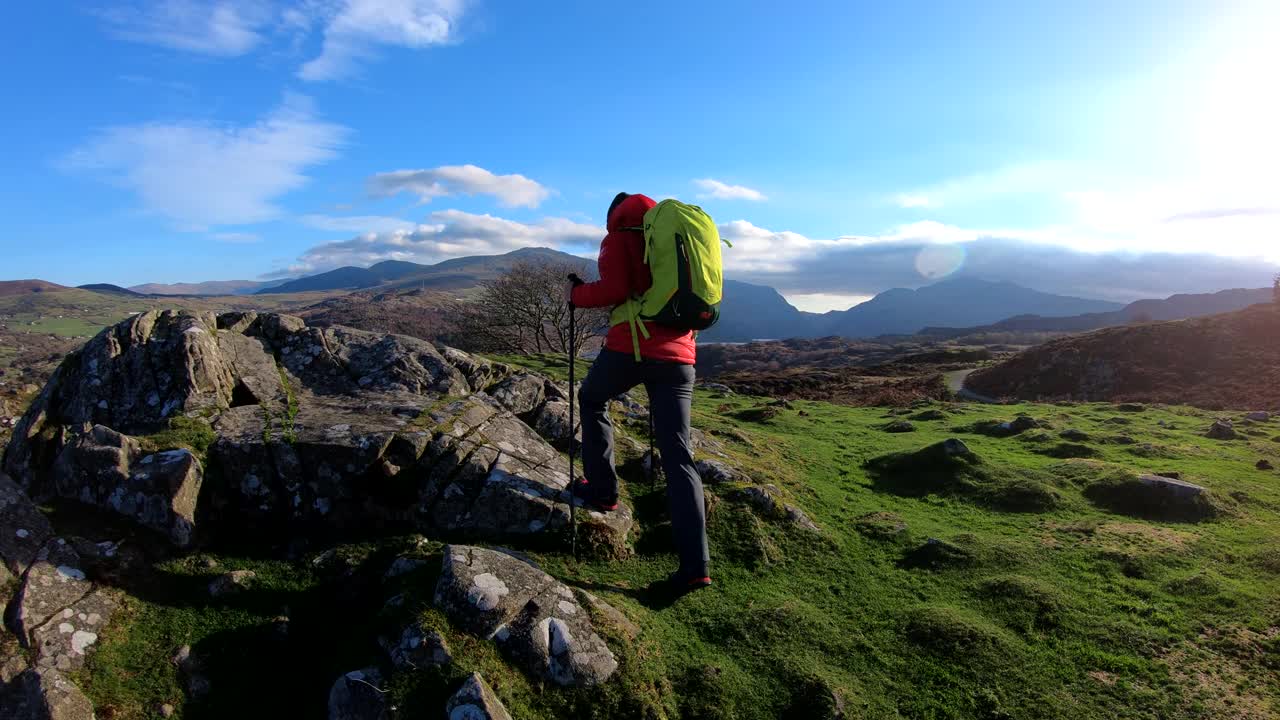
[{"xmin": 2, "ymin": 1, "xmax": 1277, "ymax": 310}]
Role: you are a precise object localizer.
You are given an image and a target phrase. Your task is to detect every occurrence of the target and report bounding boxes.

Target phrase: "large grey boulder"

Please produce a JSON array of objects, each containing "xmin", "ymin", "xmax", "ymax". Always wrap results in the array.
[
  {"xmin": 446, "ymin": 673, "xmax": 513, "ymax": 720},
  {"xmin": 50, "ymin": 426, "xmax": 201, "ymax": 548},
  {"xmin": 531, "ymin": 400, "xmax": 580, "ymax": 445},
  {"xmin": 5, "ymin": 668, "xmax": 96, "ymax": 720},
  {"xmin": 487, "ymin": 373, "xmax": 546, "ymax": 416},
  {"xmin": 9, "ymin": 539, "xmax": 93, "ymax": 645},
  {"xmin": 434, "ymin": 545, "xmax": 622, "ymax": 687},
  {"xmin": 4, "ymin": 312, "xmax": 631, "ymax": 550},
  {"xmin": 0, "ymin": 472, "xmax": 54, "ymax": 575},
  {"xmin": 328, "ymin": 667, "xmax": 388, "ymax": 720}
]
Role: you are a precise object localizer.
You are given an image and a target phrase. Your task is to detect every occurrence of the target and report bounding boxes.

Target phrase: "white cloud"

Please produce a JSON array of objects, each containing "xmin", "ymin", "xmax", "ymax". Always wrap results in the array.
[
  {"xmin": 275, "ymin": 209, "xmax": 602, "ymax": 275},
  {"xmin": 299, "ymin": 213, "xmax": 415, "ymax": 233},
  {"xmin": 65, "ymin": 94, "xmax": 347, "ymax": 227},
  {"xmin": 694, "ymin": 178, "xmax": 767, "ymax": 202},
  {"xmin": 299, "ymin": 0, "xmax": 466, "ymax": 81},
  {"xmin": 719, "ymin": 216, "xmax": 1279, "ymax": 302},
  {"xmin": 97, "ymin": 1, "xmax": 467, "ymax": 78},
  {"xmin": 369, "ymin": 165, "xmax": 552, "ymax": 208},
  {"xmin": 98, "ymin": 0, "xmax": 273, "ymax": 56}
]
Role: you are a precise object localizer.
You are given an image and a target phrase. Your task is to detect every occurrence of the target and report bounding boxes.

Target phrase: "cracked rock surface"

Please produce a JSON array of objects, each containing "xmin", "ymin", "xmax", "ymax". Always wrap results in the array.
[
  {"xmin": 434, "ymin": 545, "xmax": 623, "ymax": 687},
  {"xmin": 3, "ymin": 311, "xmax": 632, "ymax": 550}
]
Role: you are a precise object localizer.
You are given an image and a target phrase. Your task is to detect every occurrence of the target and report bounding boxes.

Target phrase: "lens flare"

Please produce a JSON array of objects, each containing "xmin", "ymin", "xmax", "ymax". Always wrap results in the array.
[{"xmin": 914, "ymin": 244, "xmax": 966, "ymax": 279}]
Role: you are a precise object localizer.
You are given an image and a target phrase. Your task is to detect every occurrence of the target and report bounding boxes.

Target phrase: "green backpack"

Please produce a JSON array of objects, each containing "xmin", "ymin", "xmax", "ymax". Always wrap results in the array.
[{"xmin": 610, "ymin": 199, "xmax": 731, "ymax": 359}]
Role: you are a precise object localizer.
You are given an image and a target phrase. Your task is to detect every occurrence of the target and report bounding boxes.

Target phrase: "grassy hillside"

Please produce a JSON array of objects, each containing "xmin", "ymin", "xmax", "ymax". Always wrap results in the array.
[
  {"xmin": 968, "ymin": 303, "xmax": 1280, "ymax": 409},
  {"xmin": 68, "ymin": 355, "xmax": 1280, "ymax": 719}
]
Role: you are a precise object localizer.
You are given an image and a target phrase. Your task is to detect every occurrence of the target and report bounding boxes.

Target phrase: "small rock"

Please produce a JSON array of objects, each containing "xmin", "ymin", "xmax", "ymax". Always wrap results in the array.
[
  {"xmin": 200, "ymin": 557, "xmax": 219, "ymax": 569},
  {"xmin": 328, "ymin": 667, "xmax": 389, "ymax": 720},
  {"xmin": 1116, "ymin": 403, "xmax": 1146, "ymax": 412},
  {"xmin": 385, "ymin": 556, "xmax": 428, "ymax": 580},
  {"xmin": 208, "ymin": 570, "xmax": 255, "ymax": 598},
  {"xmin": 1246, "ymin": 411, "xmax": 1271, "ymax": 422},
  {"xmin": 446, "ymin": 672, "xmax": 513, "ymax": 720},
  {"xmin": 784, "ymin": 505, "xmax": 819, "ymax": 531},
  {"xmin": 1206, "ymin": 420, "xmax": 1239, "ymax": 440},
  {"xmin": 172, "ymin": 644, "xmax": 211, "ymax": 698},
  {"xmin": 942, "ymin": 438, "xmax": 972, "ymax": 456},
  {"xmin": 1258, "ymin": 460, "xmax": 1275, "ymax": 471},
  {"xmin": 159, "ymin": 703, "xmax": 176, "ymax": 718},
  {"xmin": 1009, "ymin": 415, "xmax": 1040, "ymax": 433},
  {"xmin": 380, "ymin": 460, "xmax": 401, "ymax": 477},
  {"xmin": 912, "ymin": 409, "xmax": 947, "ymax": 421},
  {"xmin": 387, "ymin": 624, "xmax": 452, "ymax": 670},
  {"xmin": 883, "ymin": 420, "xmax": 916, "ymax": 433},
  {"xmin": 700, "ymin": 383, "xmax": 734, "ymax": 395},
  {"xmin": 1059, "ymin": 429, "xmax": 1090, "ymax": 442},
  {"xmin": 694, "ymin": 459, "xmax": 746, "ymax": 485}
]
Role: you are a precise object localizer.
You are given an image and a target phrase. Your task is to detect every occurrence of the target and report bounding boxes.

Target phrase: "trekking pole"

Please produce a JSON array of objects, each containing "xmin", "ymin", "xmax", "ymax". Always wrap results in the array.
[
  {"xmin": 648, "ymin": 411, "xmax": 655, "ymax": 490},
  {"xmin": 567, "ymin": 273, "xmax": 583, "ymax": 559}
]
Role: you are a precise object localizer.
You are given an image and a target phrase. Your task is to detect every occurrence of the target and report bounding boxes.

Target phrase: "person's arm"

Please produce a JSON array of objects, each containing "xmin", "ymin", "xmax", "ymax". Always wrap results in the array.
[{"xmin": 570, "ymin": 235, "xmax": 631, "ymax": 308}]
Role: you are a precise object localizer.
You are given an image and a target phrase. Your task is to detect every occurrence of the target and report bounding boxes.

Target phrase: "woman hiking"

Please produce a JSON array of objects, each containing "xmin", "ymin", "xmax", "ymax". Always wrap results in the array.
[{"xmin": 567, "ymin": 192, "xmax": 711, "ymax": 594}]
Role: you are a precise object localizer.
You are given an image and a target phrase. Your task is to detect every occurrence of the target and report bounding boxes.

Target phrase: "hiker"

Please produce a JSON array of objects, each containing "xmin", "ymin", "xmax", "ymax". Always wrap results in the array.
[{"xmin": 567, "ymin": 192, "xmax": 715, "ymax": 592}]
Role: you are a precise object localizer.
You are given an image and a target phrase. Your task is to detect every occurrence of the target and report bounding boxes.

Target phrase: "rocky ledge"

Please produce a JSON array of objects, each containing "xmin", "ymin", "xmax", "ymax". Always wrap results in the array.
[{"xmin": 2, "ymin": 311, "xmax": 631, "ymax": 554}]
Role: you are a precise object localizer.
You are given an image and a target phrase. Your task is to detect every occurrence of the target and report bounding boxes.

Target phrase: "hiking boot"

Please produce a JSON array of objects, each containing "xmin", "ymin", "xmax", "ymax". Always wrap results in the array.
[
  {"xmin": 574, "ymin": 478, "xmax": 619, "ymax": 512},
  {"xmin": 646, "ymin": 572, "xmax": 713, "ymax": 602}
]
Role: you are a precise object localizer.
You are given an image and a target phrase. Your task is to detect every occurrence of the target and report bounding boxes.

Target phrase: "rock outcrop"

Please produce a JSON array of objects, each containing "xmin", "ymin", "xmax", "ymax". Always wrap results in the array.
[
  {"xmin": 2, "ymin": 311, "xmax": 631, "ymax": 550},
  {"xmin": 434, "ymin": 545, "xmax": 622, "ymax": 687},
  {"xmin": 0, "ymin": 472, "xmax": 53, "ymax": 575},
  {"xmin": 1206, "ymin": 420, "xmax": 1239, "ymax": 440},
  {"xmin": 446, "ymin": 673, "xmax": 513, "ymax": 720},
  {"xmin": 328, "ymin": 667, "xmax": 389, "ymax": 720},
  {"xmin": 4, "ymin": 667, "xmax": 96, "ymax": 720}
]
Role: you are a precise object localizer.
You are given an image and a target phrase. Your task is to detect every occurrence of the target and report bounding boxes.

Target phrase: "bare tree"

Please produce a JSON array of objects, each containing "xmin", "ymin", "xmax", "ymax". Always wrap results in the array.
[{"xmin": 448, "ymin": 260, "xmax": 608, "ymax": 356}]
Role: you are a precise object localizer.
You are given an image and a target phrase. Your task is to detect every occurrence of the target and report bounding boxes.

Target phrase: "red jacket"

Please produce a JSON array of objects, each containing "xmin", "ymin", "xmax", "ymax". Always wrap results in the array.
[{"xmin": 571, "ymin": 194, "xmax": 697, "ymax": 364}]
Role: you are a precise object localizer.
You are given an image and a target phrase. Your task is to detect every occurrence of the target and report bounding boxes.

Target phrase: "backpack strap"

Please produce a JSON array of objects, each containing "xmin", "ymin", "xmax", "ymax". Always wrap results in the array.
[{"xmin": 618, "ymin": 297, "xmax": 651, "ymax": 362}]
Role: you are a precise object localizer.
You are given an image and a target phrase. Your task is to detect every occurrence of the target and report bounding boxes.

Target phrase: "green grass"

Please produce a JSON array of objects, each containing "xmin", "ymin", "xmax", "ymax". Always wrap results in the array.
[
  {"xmin": 486, "ymin": 351, "xmax": 592, "ymax": 384},
  {"xmin": 73, "ymin": 390, "xmax": 1280, "ymax": 719},
  {"xmin": 137, "ymin": 417, "xmax": 217, "ymax": 459}
]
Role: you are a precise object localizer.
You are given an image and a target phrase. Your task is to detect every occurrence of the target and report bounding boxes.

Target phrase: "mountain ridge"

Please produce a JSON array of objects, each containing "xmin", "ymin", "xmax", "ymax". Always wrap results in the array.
[{"xmin": 920, "ymin": 287, "xmax": 1273, "ymax": 338}]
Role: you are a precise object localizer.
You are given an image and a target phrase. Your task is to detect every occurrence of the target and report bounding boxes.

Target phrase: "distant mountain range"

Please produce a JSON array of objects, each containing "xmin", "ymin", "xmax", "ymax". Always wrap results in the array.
[
  {"xmin": 920, "ymin": 287, "xmax": 1274, "ymax": 339},
  {"xmin": 31, "ymin": 245, "xmax": 1272, "ymax": 343},
  {"xmin": 130, "ymin": 280, "xmax": 286, "ymax": 296},
  {"xmin": 701, "ymin": 277, "xmax": 1124, "ymax": 342},
  {"xmin": 259, "ymin": 247, "xmax": 586, "ymax": 295}
]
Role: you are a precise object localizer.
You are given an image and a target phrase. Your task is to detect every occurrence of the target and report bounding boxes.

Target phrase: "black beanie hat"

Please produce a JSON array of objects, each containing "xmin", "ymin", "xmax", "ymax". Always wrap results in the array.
[{"xmin": 607, "ymin": 192, "xmax": 630, "ymax": 224}]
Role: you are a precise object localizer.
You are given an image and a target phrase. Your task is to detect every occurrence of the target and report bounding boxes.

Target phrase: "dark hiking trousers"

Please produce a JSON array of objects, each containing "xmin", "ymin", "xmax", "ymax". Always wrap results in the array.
[{"xmin": 578, "ymin": 349, "xmax": 709, "ymax": 578}]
